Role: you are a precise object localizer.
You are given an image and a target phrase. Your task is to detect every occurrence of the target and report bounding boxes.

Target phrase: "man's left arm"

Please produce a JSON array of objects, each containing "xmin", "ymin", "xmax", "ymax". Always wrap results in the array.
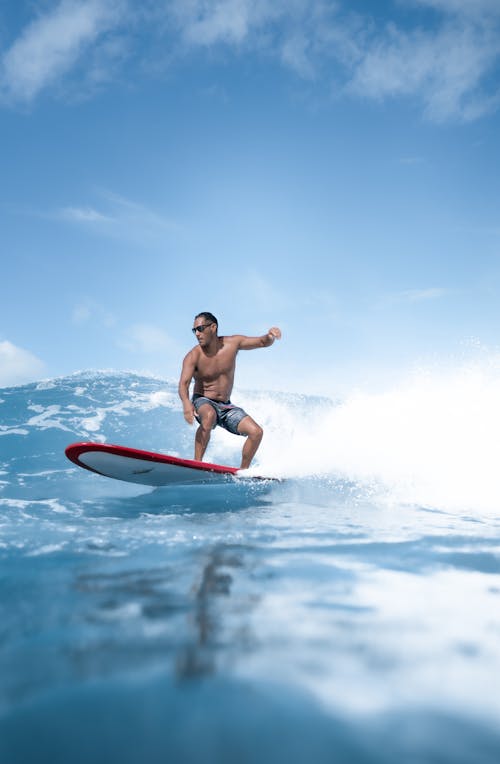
[{"xmin": 238, "ymin": 327, "xmax": 282, "ymax": 350}]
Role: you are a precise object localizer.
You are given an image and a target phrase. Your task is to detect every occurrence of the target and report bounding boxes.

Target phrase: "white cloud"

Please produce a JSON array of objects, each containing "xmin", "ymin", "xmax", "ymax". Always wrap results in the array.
[
  {"xmin": 0, "ymin": 340, "xmax": 46, "ymax": 387},
  {"xmin": 348, "ymin": 19, "xmax": 500, "ymax": 122},
  {"xmin": 166, "ymin": 0, "xmax": 500, "ymax": 122},
  {"xmin": 119, "ymin": 323, "xmax": 174, "ymax": 354},
  {"xmin": 72, "ymin": 304, "xmax": 93, "ymax": 325},
  {"xmin": 61, "ymin": 206, "xmax": 113, "ymax": 224},
  {"xmin": 167, "ymin": 0, "xmax": 284, "ymax": 46},
  {"xmin": 399, "ymin": 156, "xmax": 426, "ymax": 165},
  {"xmin": 141, "ymin": 0, "xmax": 498, "ymax": 125},
  {"xmin": 71, "ymin": 299, "xmax": 116, "ymax": 327},
  {"xmin": 394, "ymin": 287, "xmax": 448, "ymax": 303},
  {"xmin": 51, "ymin": 191, "xmax": 183, "ymax": 252},
  {"xmin": 1, "ymin": 0, "xmax": 499, "ymax": 122},
  {"xmin": 280, "ymin": 32, "xmax": 315, "ymax": 79},
  {"xmin": 57, "ymin": 191, "xmax": 179, "ymax": 243},
  {"xmin": 0, "ymin": 0, "xmax": 127, "ymax": 103},
  {"xmin": 100, "ymin": 191, "xmax": 177, "ymax": 231}
]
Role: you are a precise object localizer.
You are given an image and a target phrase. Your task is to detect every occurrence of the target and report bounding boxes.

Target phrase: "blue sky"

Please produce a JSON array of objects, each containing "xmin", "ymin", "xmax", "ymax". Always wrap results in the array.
[{"xmin": 1, "ymin": 0, "xmax": 499, "ymax": 394}]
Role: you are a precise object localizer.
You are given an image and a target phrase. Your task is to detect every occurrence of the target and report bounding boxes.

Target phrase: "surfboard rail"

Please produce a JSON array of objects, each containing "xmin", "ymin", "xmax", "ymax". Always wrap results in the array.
[
  {"xmin": 65, "ymin": 442, "xmax": 243, "ymax": 485},
  {"xmin": 66, "ymin": 442, "xmax": 238, "ymax": 473}
]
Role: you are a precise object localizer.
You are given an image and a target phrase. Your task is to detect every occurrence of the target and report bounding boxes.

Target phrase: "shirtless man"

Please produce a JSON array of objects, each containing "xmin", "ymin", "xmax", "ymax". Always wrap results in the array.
[{"xmin": 178, "ymin": 312, "xmax": 282, "ymax": 468}]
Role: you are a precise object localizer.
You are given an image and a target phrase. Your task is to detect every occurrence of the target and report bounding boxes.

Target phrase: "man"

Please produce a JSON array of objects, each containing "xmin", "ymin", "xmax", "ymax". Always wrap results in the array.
[{"xmin": 178, "ymin": 312, "xmax": 282, "ymax": 469}]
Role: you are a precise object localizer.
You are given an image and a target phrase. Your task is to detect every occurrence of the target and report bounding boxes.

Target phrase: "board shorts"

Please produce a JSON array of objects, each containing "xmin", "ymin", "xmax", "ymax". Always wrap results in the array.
[{"xmin": 192, "ymin": 394, "xmax": 248, "ymax": 436}]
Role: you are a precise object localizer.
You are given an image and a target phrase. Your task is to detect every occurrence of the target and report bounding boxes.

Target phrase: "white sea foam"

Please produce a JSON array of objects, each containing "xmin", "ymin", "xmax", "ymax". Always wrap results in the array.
[
  {"xmin": 26, "ymin": 405, "xmax": 72, "ymax": 431},
  {"xmin": 18, "ymin": 469, "xmax": 72, "ymax": 477},
  {"xmin": 230, "ymin": 361, "xmax": 500, "ymax": 516},
  {"xmin": 0, "ymin": 497, "xmax": 71, "ymax": 514},
  {"xmin": 4, "ymin": 366, "xmax": 500, "ymax": 516},
  {"xmin": 35, "ymin": 380, "xmax": 56, "ymax": 390},
  {"xmin": 0, "ymin": 498, "xmax": 31, "ymax": 508},
  {"xmin": 77, "ymin": 390, "xmax": 176, "ymax": 436},
  {"xmin": 27, "ymin": 543, "xmax": 67, "ymax": 557},
  {"xmin": 81, "ymin": 410, "xmax": 107, "ymax": 432}
]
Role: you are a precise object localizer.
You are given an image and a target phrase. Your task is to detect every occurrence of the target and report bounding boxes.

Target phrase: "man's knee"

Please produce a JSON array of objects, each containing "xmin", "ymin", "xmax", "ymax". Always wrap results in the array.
[
  {"xmin": 253, "ymin": 424, "xmax": 264, "ymax": 441},
  {"xmin": 197, "ymin": 405, "xmax": 216, "ymax": 431},
  {"xmin": 251, "ymin": 423, "xmax": 264, "ymax": 439},
  {"xmin": 239, "ymin": 417, "xmax": 263, "ymax": 440}
]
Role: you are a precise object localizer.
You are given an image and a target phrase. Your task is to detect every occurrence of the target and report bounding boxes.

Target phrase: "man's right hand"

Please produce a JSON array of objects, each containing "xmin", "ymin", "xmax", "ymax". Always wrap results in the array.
[
  {"xmin": 183, "ymin": 404, "xmax": 195, "ymax": 425},
  {"xmin": 268, "ymin": 327, "xmax": 282, "ymax": 341}
]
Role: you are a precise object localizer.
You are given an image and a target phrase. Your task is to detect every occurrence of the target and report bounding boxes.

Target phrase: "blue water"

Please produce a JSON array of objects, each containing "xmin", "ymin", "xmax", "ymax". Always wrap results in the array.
[{"xmin": 1, "ymin": 371, "xmax": 500, "ymax": 764}]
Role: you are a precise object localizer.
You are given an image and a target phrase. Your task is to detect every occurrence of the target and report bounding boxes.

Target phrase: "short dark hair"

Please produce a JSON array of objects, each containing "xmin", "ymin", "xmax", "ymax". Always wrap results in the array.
[{"xmin": 195, "ymin": 311, "xmax": 218, "ymax": 330}]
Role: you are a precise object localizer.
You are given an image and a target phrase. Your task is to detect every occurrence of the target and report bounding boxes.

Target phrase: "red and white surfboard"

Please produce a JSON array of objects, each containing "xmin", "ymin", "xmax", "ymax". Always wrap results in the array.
[{"xmin": 65, "ymin": 442, "xmax": 272, "ymax": 486}]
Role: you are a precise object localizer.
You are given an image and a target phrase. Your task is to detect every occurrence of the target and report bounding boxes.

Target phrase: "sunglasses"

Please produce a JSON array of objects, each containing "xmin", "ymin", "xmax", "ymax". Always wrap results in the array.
[{"xmin": 192, "ymin": 322, "xmax": 214, "ymax": 334}]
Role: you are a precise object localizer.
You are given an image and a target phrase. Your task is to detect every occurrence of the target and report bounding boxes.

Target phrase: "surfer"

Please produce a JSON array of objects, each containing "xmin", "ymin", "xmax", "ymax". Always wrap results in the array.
[{"xmin": 178, "ymin": 312, "xmax": 282, "ymax": 468}]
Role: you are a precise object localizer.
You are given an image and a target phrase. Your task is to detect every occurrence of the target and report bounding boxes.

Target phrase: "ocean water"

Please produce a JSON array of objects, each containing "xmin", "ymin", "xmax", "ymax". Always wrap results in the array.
[{"xmin": 1, "ymin": 369, "xmax": 500, "ymax": 764}]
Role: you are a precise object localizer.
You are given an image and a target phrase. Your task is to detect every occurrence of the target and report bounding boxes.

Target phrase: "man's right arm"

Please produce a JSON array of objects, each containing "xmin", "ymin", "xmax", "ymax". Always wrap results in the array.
[
  {"xmin": 178, "ymin": 350, "xmax": 196, "ymax": 425},
  {"xmin": 237, "ymin": 327, "xmax": 282, "ymax": 350}
]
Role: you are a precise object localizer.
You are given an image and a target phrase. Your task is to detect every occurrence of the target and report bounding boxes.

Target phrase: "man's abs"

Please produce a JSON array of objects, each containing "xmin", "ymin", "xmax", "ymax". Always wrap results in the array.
[{"xmin": 193, "ymin": 376, "xmax": 233, "ymax": 402}]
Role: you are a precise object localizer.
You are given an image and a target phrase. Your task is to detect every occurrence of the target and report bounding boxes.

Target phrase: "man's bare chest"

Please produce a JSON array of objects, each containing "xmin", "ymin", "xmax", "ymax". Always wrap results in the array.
[{"xmin": 195, "ymin": 346, "xmax": 236, "ymax": 379}]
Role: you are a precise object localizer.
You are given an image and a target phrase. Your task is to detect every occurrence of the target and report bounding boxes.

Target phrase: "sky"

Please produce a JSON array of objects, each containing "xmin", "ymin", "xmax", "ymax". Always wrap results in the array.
[{"xmin": 1, "ymin": 0, "xmax": 500, "ymax": 395}]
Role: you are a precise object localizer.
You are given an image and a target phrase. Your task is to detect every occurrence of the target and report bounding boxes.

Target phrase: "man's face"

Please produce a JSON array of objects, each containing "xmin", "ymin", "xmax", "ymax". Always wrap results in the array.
[{"xmin": 192, "ymin": 318, "xmax": 215, "ymax": 346}]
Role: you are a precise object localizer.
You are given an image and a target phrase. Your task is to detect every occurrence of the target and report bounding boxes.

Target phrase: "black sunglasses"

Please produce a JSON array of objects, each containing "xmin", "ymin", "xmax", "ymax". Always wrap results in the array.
[{"xmin": 192, "ymin": 322, "xmax": 214, "ymax": 334}]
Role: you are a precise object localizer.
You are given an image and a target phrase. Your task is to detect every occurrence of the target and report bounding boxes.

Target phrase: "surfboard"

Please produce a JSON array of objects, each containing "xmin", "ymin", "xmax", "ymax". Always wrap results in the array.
[{"xmin": 65, "ymin": 442, "xmax": 273, "ymax": 486}]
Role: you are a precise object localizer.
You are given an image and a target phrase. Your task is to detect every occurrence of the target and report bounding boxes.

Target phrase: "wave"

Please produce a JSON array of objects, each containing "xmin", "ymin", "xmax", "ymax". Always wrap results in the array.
[{"xmin": 1, "ymin": 365, "xmax": 499, "ymax": 516}]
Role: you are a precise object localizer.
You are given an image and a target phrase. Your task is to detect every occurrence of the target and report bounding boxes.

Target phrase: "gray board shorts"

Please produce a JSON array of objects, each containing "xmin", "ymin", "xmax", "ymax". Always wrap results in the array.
[{"xmin": 192, "ymin": 394, "xmax": 248, "ymax": 436}]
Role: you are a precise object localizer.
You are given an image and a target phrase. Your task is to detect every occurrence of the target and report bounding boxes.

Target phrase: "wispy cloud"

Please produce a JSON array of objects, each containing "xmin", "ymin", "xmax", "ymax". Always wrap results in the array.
[
  {"xmin": 0, "ymin": 0, "xmax": 127, "ymax": 104},
  {"xmin": 61, "ymin": 206, "xmax": 113, "ymax": 224},
  {"xmin": 1, "ymin": 0, "xmax": 499, "ymax": 122},
  {"xmin": 166, "ymin": 0, "xmax": 284, "ymax": 46},
  {"xmin": 0, "ymin": 340, "xmax": 45, "ymax": 386},
  {"xmin": 57, "ymin": 190, "xmax": 181, "ymax": 242},
  {"xmin": 392, "ymin": 287, "xmax": 449, "ymax": 303},
  {"xmin": 162, "ymin": 0, "xmax": 500, "ymax": 122},
  {"xmin": 71, "ymin": 299, "xmax": 116, "ymax": 327},
  {"xmin": 398, "ymin": 156, "xmax": 426, "ymax": 165},
  {"xmin": 347, "ymin": 16, "xmax": 500, "ymax": 122},
  {"xmin": 118, "ymin": 323, "xmax": 175, "ymax": 354},
  {"xmin": 72, "ymin": 304, "xmax": 178, "ymax": 357}
]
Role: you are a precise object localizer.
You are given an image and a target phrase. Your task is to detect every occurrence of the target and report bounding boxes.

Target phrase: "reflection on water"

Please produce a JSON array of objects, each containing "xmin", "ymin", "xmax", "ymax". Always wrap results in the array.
[{"xmin": 177, "ymin": 546, "xmax": 246, "ymax": 680}]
